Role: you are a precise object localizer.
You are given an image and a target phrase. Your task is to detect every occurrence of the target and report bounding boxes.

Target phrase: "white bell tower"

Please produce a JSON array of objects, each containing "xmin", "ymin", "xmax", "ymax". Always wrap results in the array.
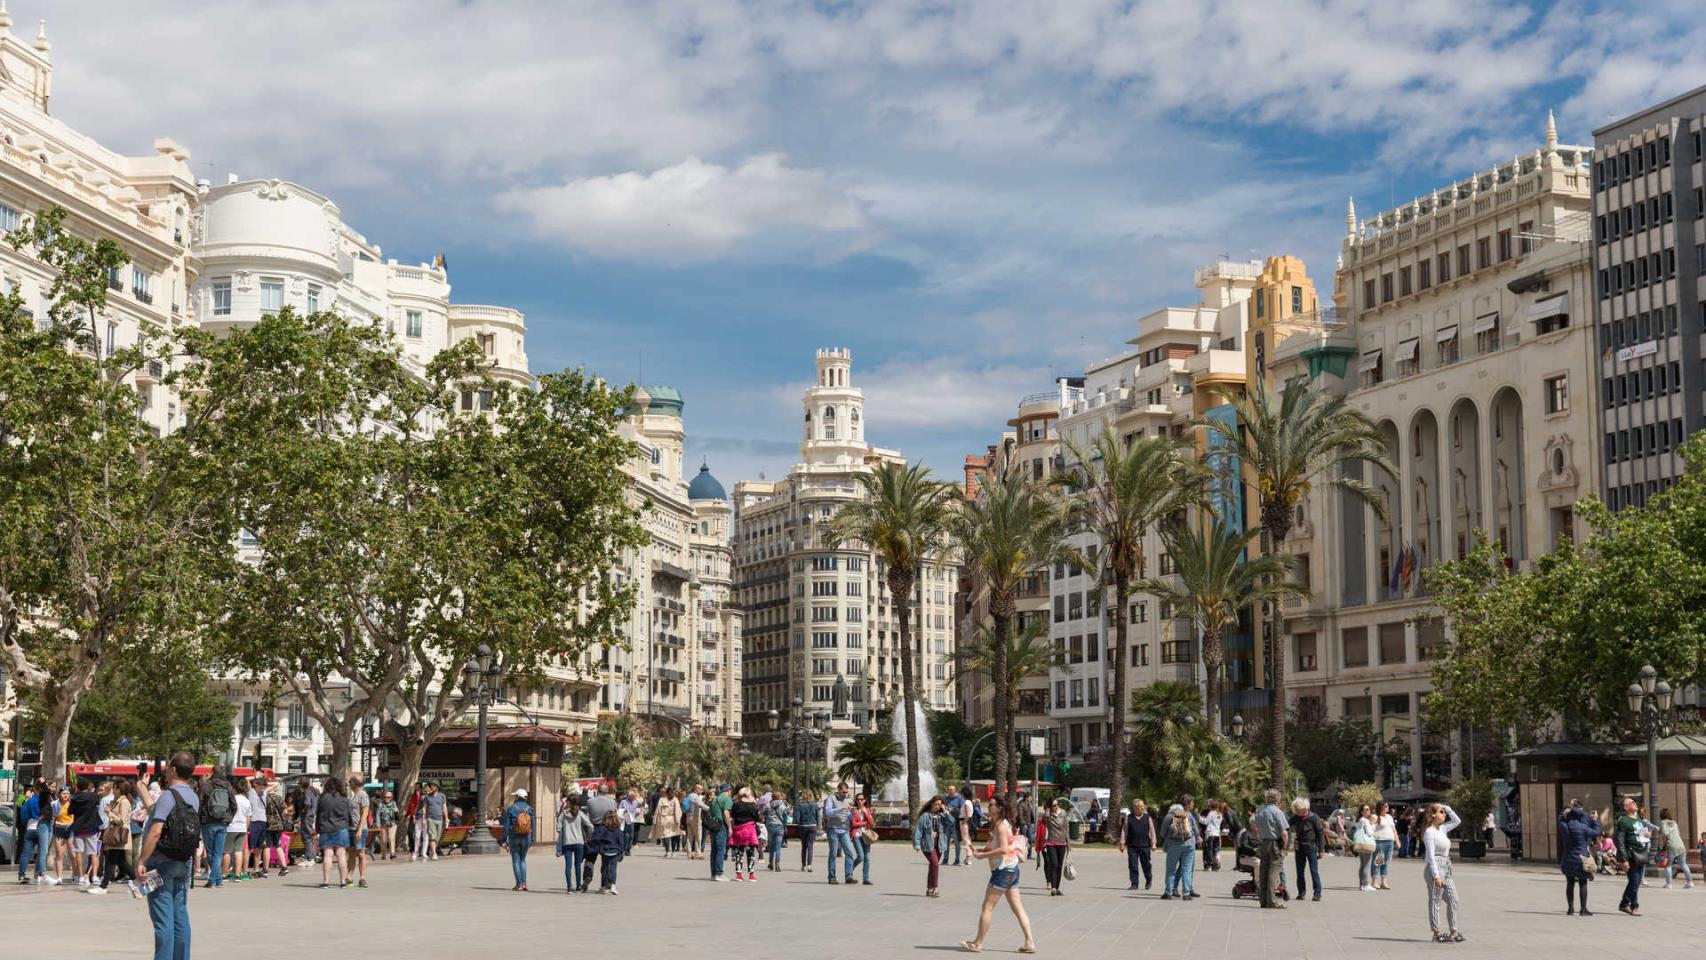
[{"xmin": 801, "ymin": 347, "xmax": 865, "ymax": 465}]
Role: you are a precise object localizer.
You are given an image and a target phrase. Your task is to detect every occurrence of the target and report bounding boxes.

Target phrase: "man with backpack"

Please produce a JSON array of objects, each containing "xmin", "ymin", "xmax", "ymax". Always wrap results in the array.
[
  {"xmin": 138, "ymin": 752, "xmax": 200, "ymax": 960},
  {"xmin": 501, "ymin": 788, "xmax": 535, "ymax": 892},
  {"xmin": 198, "ymin": 765, "xmax": 235, "ymax": 888}
]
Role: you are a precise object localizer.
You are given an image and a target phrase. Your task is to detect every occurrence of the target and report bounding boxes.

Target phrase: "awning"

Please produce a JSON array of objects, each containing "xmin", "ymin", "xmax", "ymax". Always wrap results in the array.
[
  {"xmin": 1396, "ymin": 338, "xmax": 1419, "ymax": 361},
  {"xmin": 1527, "ymin": 292, "xmax": 1568, "ymax": 321},
  {"xmin": 1358, "ymin": 349, "xmax": 1382, "ymax": 372},
  {"xmin": 1435, "ymin": 325, "xmax": 1458, "ymax": 343},
  {"xmin": 1472, "ymin": 312, "xmax": 1500, "ymax": 334}
]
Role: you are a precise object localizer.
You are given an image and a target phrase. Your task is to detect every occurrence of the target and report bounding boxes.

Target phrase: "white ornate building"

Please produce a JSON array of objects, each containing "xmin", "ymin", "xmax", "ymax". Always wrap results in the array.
[{"xmin": 733, "ymin": 349, "xmax": 958, "ymax": 765}]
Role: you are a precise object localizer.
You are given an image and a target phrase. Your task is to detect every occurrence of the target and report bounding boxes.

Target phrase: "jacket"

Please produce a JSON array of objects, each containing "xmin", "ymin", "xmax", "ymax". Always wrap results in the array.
[
  {"xmin": 1041, "ymin": 809, "xmax": 1070, "ymax": 848},
  {"xmin": 314, "ymin": 793, "xmax": 352, "ymax": 835},
  {"xmin": 795, "ymin": 800, "xmax": 821, "ymax": 827},
  {"xmin": 1288, "ymin": 812, "xmax": 1326, "ymax": 852},
  {"xmin": 763, "ymin": 799, "xmax": 791, "ymax": 830},
  {"xmin": 913, "ymin": 810, "xmax": 953, "ymax": 856},
  {"xmin": 587, "ymin": 822, "xmax": 626, "ymax": 858},
  {"xmin": 557, "ymin": 809, "xmax": 592, "ymax": 847},
  {"xmin": 1557, "ymin": 808, "xmax": 1600, "ymax": 878},
  {"xmin": 501, "ymin": 800, "xmax": 534, "ymax": 845}
]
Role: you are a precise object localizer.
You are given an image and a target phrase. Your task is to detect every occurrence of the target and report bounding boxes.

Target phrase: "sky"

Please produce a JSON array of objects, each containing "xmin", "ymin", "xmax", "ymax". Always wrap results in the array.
[{"xmin": 38, "ymin": 0, "xmax": 1705, "ymax": 489}]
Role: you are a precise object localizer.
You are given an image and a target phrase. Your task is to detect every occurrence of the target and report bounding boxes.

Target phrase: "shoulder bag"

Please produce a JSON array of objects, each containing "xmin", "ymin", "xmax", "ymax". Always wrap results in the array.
[{"xmin": 1063, "ymin": 851, "xmax": 1078, "ymax": 881}]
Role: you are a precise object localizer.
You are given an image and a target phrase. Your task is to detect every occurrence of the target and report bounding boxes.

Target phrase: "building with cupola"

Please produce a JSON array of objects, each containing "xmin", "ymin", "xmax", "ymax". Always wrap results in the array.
[{"xmin": 733, "ymin": 349, "xmax": 958, "ymax": 767}]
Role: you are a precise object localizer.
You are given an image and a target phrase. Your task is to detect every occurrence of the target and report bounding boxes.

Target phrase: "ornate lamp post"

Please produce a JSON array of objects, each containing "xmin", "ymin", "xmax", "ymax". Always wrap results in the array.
[
  {"xmin": 1229, "ymin": 713, "xmax": 1246, "ymax": 743},
  {"xmin": 768, "ymin": 698, "xmax": 830, "ymax": 801},
  {"xmin": 462, "ymin": 643, "xmax": 502, "ymax": 855},
  {"xmin": 1625, "ymin": 663, "xmax": 1673, "ymax": 814}
]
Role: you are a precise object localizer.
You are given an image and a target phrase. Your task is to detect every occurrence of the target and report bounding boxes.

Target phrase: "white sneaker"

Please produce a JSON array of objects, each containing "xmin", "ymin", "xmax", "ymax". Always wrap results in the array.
[
  {"xmin": 86, "ymin": 886, "xmax": 107, "ymax": 895},
  {"xmin": 45, "ymin": 877, "xmax": 61, "ymax": 886},
  {"xmin": 713, "ymin": 876, "xmax": 730, "ymax": 882},
  {"xmin": 1360, "ymin": 885, "xmax": 1375, "ymax": 892},
  {"xmin": 77, "ymin": 877, "xmax": 89, "ymax": 886},
  {"xmin": 608, "ymin": 887, "xmax": 619, "ymax": 896}
]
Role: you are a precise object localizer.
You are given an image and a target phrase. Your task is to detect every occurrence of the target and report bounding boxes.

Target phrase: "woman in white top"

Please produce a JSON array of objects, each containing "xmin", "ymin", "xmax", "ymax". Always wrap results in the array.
[
  {"xmin": 1370, "ymin": 801, "xmax": 1398, "ymax": 890},
  {"xmin": 1353, "ymin": 804, "xmax": 1378, "ymax": 890},
  {"xmin": 1421, "ymin": 802, "xmax": 1463, "ymax": 943},
  {"xmin": 1202, "ymin": 802, "xmax": 1225, "ymax": 871},
  {"xmin": 225, "ymin": 776, "xmax": 251, "ymax": 882},
  {"xmin": 960, "ymin": 796, "xmax": 1035, "ymax": 955}
]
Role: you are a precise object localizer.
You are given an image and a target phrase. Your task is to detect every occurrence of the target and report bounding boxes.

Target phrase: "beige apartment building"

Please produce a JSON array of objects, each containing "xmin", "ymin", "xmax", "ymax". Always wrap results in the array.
[{"xmin": 1264, "ymin": 119, "xmax": 1601, "ymax": 789}]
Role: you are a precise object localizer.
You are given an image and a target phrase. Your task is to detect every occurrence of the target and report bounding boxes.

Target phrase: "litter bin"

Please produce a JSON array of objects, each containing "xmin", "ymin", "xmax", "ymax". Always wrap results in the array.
[{"xmin": 1069, "ymin": 820, "xmax": 1082, "ymax": 841}]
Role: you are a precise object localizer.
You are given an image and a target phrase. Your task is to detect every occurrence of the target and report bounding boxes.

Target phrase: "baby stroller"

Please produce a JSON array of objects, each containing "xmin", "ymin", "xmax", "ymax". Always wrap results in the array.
[{"xmin": 1230, "ymin": 828, "xmax": 1290, "ymax": 901}]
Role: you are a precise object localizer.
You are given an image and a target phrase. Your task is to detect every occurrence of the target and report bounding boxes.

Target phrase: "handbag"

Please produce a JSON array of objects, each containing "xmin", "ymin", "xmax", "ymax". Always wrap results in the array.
[
  {"xmin": 1576, "ymin": 853, "xmax": 1596, "ymax": 876},
  {"xmin": 1352, "ymin": 828, "xmax": 1376, "ymax": 855},
  {"xmin": 1063, "ymin": 853, "xmax": 1078, "ymax": 881},
  {"xmin": 859, "ymin": 832, "xmax": 873, "ymax": 851}
]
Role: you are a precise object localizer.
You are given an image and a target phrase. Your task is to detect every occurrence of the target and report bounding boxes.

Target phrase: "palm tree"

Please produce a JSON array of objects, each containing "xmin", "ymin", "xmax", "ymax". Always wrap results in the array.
[
  {"xmin": 1057, "ymin": 427, "xmax": 1206, "ymax": 818},
  {"xmin": 952, "ymin": 456, "xmax": 1075, "ymax": 801},
  {"xmin": 836, "ymin": 733, "xmax": 903, "ymax": 795},
  {"xmin": 680, "ymin": 730, "xmax": 732, "ymax": 785},
  {"xmin": 827, "ymin": 462, "xmax": 956, "ymax": 821},
  {"xmin": 952, "ymin": 617, "xmax": 1059, "ymax": 782},
  {"xmin": 1136, "ymin": 516, "xmax": 1303, "ymax": 734},
  {"xmin": 583, "ymin": 714, "xmax": 642, "ymax": 778},
  {"xmin": 1197, "ymin": 378, "xmax": 1394, "ymax": 787}
]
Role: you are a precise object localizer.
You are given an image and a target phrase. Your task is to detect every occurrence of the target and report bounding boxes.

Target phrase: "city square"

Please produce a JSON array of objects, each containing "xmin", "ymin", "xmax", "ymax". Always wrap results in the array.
[{"xmin": 1, "ymin": 2, "xmax": 1704, "ymax": 958}]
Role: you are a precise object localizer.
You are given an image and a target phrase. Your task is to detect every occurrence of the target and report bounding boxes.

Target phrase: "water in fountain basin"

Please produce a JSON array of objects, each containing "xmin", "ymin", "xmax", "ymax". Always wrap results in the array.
[{"xmin": 880, "ymin": 700, "xmax": 937, "ymax": 803}]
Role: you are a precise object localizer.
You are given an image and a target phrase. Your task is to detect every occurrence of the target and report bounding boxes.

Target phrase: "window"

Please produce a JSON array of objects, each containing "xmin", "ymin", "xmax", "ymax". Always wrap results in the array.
[
  {"xmin": 1378, "ymin": 622, "xmax": 1406, "ymax": 664},
  {"xmin": 0, "ymin": 203, "xmax": 19, "ymax": 231},
  {"xmin": 1436, "ymin": 252, "xmax": 1451, "ymax": 283},
  {"xmin": 460, "ymin": 389, "xmax": 474, "ymax": 411},
  {"xmin": 1544, "ymin": 374, "xmax": 1568, "ymax": 414},
  {"xmin": 260, "ymin": 279, "xmax": 283, "ymax": 313},
  {"xmin": 1418, "ymin": 259, "xmax": 1432, "ymax": 290},
  {"xmin": 1381, "ymin": 273, "xmax": 1394, "ymax": 303},
  {"xmin": 1416, "ymin": 618, "xmax": 1444, "ymax": 660},
  {"xmin": 477, "ymin": 332, "xmax": 495, "ymax": 355},
  {"xmin": 478, "ymin": 388, "xmax": 492, "ymax": 411},
  {"xmin": 1477, "ymin": 237, "xmax": 1491, "ymax": 269},
  {"xmin": 405, "ymin": 310, "xmax": 423, "ymax": 338},
  {"xmin": 1519, "ymin": 220, "xmax": 1534, "ymax": 254},
  {"xmin": 1363, "ymin": 278, "xmax": 1377, "ymax": 309},
  {"xmin": 1086, "ymin": 634, "xmax": 1099, "ymax": 662},
  {"xmin": 1341, "ymin": 626, "xmax": 1369, "ymax": 667},
  {"xmin": 812, "ymin": 631, "xmax": 837, "ymax": 648},
  {"xmin": 1087, "ymin": 678, "xmax": 1100, "ymax": 707},
  {"xmin": 306, "ymin": 283, "xmax": 321, "ymax": 312},
  {"xmin": 212, "ymin": 280, "xmax": 232, "ymax": 316},
  {"xmin": 1129, "ymin": 601, "xmax": 1147, "ymax": 624},
  {"xmin": 812, "ymin": 556, "xmax": 838, "ymax": 572},
  {"xmin": 1069, "ymin": 635, "xmax": 1083, "ymax": 664},
  {"xmin": 1294, "ymin": 632, "xmax": 1318, "ymax": 671},
  {"xmin": 1254, "ymin": 288, "xmax": 1265, "ymax": 317},
  {"xmin": 1291, "ymin": 285, "xmax": 1304, "ymax": 313},
  {"xmin": 1068, "ymin": 592, "xmax": 1083, "ymax": 620},
  {"xmin": 1399, "ymin": 266, "xmax": 1412, "ymax": 296},
  {"xmin": 1160, "ymin": 640, "xmax": 1191, "ymax": 664},
  {"xmin": 1070, "ymin": 680, "xmax": 1084, "ymax": 708},
  {"xmin": 104, "ymin": 320, "xmax": 117, "ymax": 356},
  {"xmin": 1053, "ymin": 595, "xmax": 1065, "ymax": 623},
  {"xmin": 811, "ymin": 580, "xmax": 838, "ymax": 596},
  {"xmin": 1131, "ymin": 643, "xmax": 1149, "ymax": 667},
  {"xmin": 1055, "ymin": 681, "xmax": 1066, "ymax": 710},
  {"xmin": 1497, "ymin": 229, "xmax": 1512, "ymax": 262},
  {"xmin": 1457, "ymin": 244, "xmax": 1471, "ymax": 276},
  {"xmin": 132, "ymin": 269, "xmax": 152, "ymax": 301}
]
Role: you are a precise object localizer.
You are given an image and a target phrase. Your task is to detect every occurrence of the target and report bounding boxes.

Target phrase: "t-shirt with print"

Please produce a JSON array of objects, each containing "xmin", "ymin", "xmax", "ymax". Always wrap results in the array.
[{"xmin": 350, "ymin": 789, "xmax": 370, "ymax": 833}]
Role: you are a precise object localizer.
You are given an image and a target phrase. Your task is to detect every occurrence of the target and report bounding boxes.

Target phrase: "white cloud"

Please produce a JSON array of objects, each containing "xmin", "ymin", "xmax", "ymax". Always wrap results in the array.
[{"xmin": 495, "ymin": 154, "xmax": 874, "ymax": 261}]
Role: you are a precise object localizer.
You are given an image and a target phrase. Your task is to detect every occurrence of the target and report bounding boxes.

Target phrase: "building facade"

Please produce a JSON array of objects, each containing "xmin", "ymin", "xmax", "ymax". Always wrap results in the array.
[
  {"xmin": 734, "ymin": 349, "xmax": 957, "ymax": 765},
  {"xmin": 1268, "ymin": 119, "xmax": 1601, "ymax": 789},
  {"xmin": 1590, "ymin": 85, "xmax": 1706, "ymax": 510}
]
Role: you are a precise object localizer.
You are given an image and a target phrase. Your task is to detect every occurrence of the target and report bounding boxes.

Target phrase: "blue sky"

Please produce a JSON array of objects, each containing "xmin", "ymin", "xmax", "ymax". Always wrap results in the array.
[{"xmin": 46, "ymin": 0, "xmax": 1703, "ymax": 487}]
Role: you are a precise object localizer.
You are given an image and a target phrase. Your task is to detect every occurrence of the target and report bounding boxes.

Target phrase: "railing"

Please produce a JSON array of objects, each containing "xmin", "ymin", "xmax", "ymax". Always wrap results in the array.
[
  {"xmin": 1018, "ymin": 391, "xmax": 1059, "ymax": 408},
  {"xmin": 134, "ymin": 289, "xmax": 153, "ymax": 305}
]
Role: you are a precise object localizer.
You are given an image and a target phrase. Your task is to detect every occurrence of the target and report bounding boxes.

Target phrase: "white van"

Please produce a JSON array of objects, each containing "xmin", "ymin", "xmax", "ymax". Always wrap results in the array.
[{"xmin": 1069, "ymin": 787, "xmax": 1109, "ymax": 821}]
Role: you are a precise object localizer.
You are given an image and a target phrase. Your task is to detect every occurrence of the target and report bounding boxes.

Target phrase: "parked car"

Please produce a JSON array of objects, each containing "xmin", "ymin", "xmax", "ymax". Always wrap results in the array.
[{"xmin": 0, "ymin": 802, "xmax": 17, "ymax": 866}]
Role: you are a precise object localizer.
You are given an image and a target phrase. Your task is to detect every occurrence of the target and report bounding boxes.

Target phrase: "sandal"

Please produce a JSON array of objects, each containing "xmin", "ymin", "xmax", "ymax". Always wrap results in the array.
[
  {"xmin": 1451, "ymin": 933, "xmax": 1465, "ymax": 942},
  {"xmin": 1432, "ymin": 934, "xmax": 1451, "ymax": 943},
  {"xmin": 960, "ymin": 941, "xmax": 983, "ymax": 953}
]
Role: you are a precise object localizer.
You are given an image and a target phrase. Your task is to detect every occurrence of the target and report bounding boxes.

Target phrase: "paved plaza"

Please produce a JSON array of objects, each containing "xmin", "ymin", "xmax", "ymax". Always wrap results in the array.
[{"xmin": 4, "ymin": 842, "xmax": 1693, "ymax": 958}]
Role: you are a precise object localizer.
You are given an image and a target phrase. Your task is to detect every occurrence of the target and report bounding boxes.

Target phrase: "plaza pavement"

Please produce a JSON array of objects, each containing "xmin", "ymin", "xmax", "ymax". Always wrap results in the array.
[{"xmin": 2, "ymin": 841, "xmax": 1692, "ymax": 958}]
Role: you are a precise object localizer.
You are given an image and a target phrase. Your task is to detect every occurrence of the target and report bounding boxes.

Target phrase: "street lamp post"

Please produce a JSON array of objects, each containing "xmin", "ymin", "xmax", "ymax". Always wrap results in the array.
[
  {"xmin": 1229, "ymin": 713, "xmax": 1246, "ymax": 743},
  {"xmin": 769, "ymin": 698, "xmax": 829, "ymax": 801},
  {"xmin": 1625, "ymin": 663, "xmax": 1673, "ymax": 814},
  {"xmin": 462, "ymin": 643, "xmax": 503, "ymax": 855}
]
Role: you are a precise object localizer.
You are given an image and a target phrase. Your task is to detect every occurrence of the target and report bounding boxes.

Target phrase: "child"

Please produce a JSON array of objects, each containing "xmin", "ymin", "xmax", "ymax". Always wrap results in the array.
[{"xmin": 588, "ymin": 810, "xmax": 626, "ymax": 895}]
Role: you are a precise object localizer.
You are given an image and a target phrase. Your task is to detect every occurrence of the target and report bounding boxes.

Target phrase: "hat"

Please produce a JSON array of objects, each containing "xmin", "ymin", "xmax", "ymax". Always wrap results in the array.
[
  {"xmin": 1168, "ymin": 804, "xmax": 1184, "ymax": 815},
  {"xmin": 513, "ymin": 788, "xmax": 528, "ymax": 799}
]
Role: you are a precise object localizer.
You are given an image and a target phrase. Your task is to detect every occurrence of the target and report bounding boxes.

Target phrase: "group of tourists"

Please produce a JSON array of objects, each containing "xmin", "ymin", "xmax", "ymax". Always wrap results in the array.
[{"xmin": 1555, "ymin": 794, "xmax": 1697, "ymax": 919}]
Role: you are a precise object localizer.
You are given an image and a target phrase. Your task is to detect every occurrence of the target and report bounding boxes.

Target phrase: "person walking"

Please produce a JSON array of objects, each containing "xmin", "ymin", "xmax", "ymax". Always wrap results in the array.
[
  {"xmin": 138, "ymin": 753, "xmax": 200, "ymax": 960},
  {"xmin": 314, "ymin": 776, "xmax": 352, "ymax": 889},
  {"xmin": 956, "ymin": 786, "xmax": 975, "ymax": 867},
  {"xmin": 1557, "ymin": 800, "xmax": 1600, "ymax": 915},
  {"xmin": 1202, "ymin": 800, "xmax": 1225, "ymax": 871},
  {"xmin": 851, "ymin": 793, "xmax": 877, "ymax": 886},
  {"xmin": 913, "ymin": 795, "xmax": 953, "ymax": 897},
  {"xmin": 795, "ymin": 789, "xmax": 821, "ymax": 872},
  {"xmin": 619, "ymin": 787, "xmax": 645, "ymax": 854},
  {"xmin": 959, "ymin": 796, "xmax": 1036, "ymax": 955},
  {"xmin": 1118, "ymin": 798, "xmax": 1155, "ymax": 891},
  {"xmin": 68, "ymin": 780, "xmax": 101, "ymax": 887},
  {"xmin": 682, "ymin": 784, "xmax": 704, "ymax": 860},
  {"xmin": 1353, "ymin": 803, "xmax": 1378, "ymax": 891},
  {"xmin": 1614, "ymin": 795, "xmax": 1651, "ymax": 916},
  {"xmin": 1252, "ymin": 789, "xmax": 1290, "ymax": 909},
  {"xmin": 422, "ymin": 781, "xmax": 448, "ymax": 860},
  {"xmin": 1657, "ymin": 808, "xmax": 1692, "ymax": 889},
  {"xmin": 405, "ymin": 784, "xmax": 425, "ymax": 860},
  {"xmin": 1014, "ymin": 791, "xmax": 1037, "ymax": 851},
  {"xmin": 1038, "ymin": 796, "xmax": 1070, "ymax": 896},
  {"xmin": 1395, "ymin": 806, "xmax": 1414, "ymax": 858},
  {"xmin": 1422, "ymin": 802, "xmax": 1463, "ymax": 941},
  {"xmin": 652, "ymin": 786, "xmax": 683, "ymax": 858},
  {"xmin": 823, "ymin": 782, "xmax": 857, "ymax": 885},
  {"xmin": 944, "ymin": 787, "xmax": 965, "ymax": 865},
  {"xmin": 91, "ymin": 778, "xmax": 136, "ymax": 895},
  {"xmin": 1160, "ymin": 801, "xmax": 1199, "ymax": 899},
  {"xmin": 763, "ymin": 790, "xmax": 791, "ymax": 871},
  {"xmin": 1288, "ymin": 797, "xmax": 1325, "ymax": 902},
  {"xmin": 588, "ymin": 810, "xmax": 626, "ymax": 894},
  {"xmin": 556, "ymin": 795, "xmax": 592, "ymax": 893},
  {"xmin": 1370, "ymin": 801, "xmax": 1398, "ymax": 890},
  {"xmin": 374, "ymin": 789, "xmax": 398, "ymax": 860},
  {"xmin": 500, "ymin": 788, "xmax": 534, "ymax": 892}
]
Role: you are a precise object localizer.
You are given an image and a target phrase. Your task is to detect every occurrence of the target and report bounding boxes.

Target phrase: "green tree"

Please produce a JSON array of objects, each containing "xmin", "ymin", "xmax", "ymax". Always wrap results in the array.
[
  {"xmin": 679, "ymin": 730, "xmax": 733, "ymax": 785},
  {"xmin": 1198, "ymin": 378, "xmax": 1393, "ymax": 788},
  {"xmin": 827, "ymin": 462, "xmax": 956, "ymax": 820},
  {"xmin": 0, "ymin": 208, "xmax": 231, "ymax": 777},
  {"xmin": 1057, "ymin": 427, "xmax": 1205, "ymax": 815},
  {"xmin": 836, "ymin": 732, "xmax": 903, "ymax": 794},
  {"xmin": 933, "ymin": 754, "xmax": 963, "ymax": 788},
  {"xmin": 583, "ymin": 715, "xmax": 644, "ymax": 778},
  {"xmin": 953, "ymin": 454, "xmax": 1075, "ymax": 801},
  {"xmin": 197, "ymin": 307, "xmax": 644, "ymax": 791},
  {"xmin": 952, "ymin": 616, "xmax": 1058, "ymax": 787},
  {"xmin": 619, "ymin": 755, "xmax": 663, "ymax": 792},
  {"xmin": 1136, "ymin": 516, "xmax": 1301, "ymax": 731}
]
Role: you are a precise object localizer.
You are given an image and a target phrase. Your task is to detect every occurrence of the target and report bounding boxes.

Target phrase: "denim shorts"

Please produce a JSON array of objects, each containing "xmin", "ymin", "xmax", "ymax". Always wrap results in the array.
[
  {"xmin": 319, "ymin": 829, "xmax": 351, "ymax": 849},
  {"xmin": 989, "ymin": 866, "xmax": 1021, "ymax": 890}
]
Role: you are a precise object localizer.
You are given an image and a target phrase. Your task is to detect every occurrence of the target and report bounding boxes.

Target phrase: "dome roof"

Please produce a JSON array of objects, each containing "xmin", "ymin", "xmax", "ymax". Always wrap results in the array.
[
  {"xmin": 689, "ymin": 462, "xmax": 727, "ymax": 501},
  {"xmin": 643, "ymin": 384, "xmax": 683, "ymax": 418}
]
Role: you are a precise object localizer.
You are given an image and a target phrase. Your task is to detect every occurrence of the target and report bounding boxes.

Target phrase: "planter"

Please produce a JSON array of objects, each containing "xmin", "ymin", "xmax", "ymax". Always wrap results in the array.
[{"xmin": 1457, "ymin": 839, "xmax": 1487, "ymax": 860}]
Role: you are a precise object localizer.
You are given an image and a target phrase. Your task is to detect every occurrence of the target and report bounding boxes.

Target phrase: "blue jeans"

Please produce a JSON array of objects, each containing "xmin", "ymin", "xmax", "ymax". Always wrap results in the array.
[
  {"xmin": 508, "ymin": 840, "xmax": 529, "ymax": 886},
  {"xmin": 1294, "ymin": 848, "xmax": 1321, "ymax": 897},
  {"xmin": 767, "ymin": 827, "xmax": 785, "ymax": 867},
  {"xmin": 200, "ymin": 825, "xmax": 227, "ymax": 885},
  {"xmin": 1374, "ymin": 839, "xmax": 1394, "ymax": 878},
  {"xmin": 709, "ymin": 829, "xmax": 728, "ymax": 878},
  {"xmin": 559, "ymin": 843, "xmax": 584, "ymax": 891},
  {"xmin": 19, "ymin": 821, "xmax": 50, "ymax": 878},
  {"xmin": 798, "ymin": 826, "xmax": 818, "ymax": 867},
  {"xmin": 1620, "ymin": 865, "xmax": 1642, "ymax": 909},
  {"xmin": 947, "ymin": 829, "xmax": 963, "ymax": 865},
  {"xmin": 858, "ymin": 837, "xmax": 872, "ymax": 882},
  {"xmin": 623, "ymin": 823, "xmax": 638, "ymax": 853},
  {"xmin": 827, "ymin": 830, "xmax": 859, "ymax": 881},
  {"xmin": 148, "ymin": 858, "xmax": 192, "ymax": 960},
  {"xmin": 1164, "ymin": 844, "xmax": 1194, "ymax": 895},
  {"xmin": 1126, "ymin": 845, "xmax": 1152, "ymax": 887}
]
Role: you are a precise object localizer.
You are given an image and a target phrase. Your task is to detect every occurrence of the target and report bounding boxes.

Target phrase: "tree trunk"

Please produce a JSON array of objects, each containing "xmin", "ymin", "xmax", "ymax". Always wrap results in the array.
[
  {"xmin": 1203, "ymin": 626, "xmax": 1224, "ymax": 736},
  {"xmin": 894, "ymin": 570, "xmax": 921, "ymax": 821},
  {"xmin": 989, "ymin": 597, "xmax": 1013, "ymax": 805},
  {"xmin": 37, "ymin": 647, "xmax": 102, "ymax": 779},
  {"xmin": 387, "ymin": 723, "xmax": 430, "ymax": 816},
  {"xmin": 1108, "ymin": 573, "xmax": 1130, "ymax": 818}
]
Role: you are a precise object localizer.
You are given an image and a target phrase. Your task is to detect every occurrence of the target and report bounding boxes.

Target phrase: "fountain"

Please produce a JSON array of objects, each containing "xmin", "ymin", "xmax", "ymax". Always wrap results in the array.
[{"xmin": 879, "ymin": 700, "xmax": 938, "ymax": 804}]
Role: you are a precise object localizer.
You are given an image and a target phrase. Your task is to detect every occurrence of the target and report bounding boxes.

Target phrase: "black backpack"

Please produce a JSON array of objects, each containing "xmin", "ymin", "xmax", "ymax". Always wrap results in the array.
[
  {"xmin": 156, "ymin": 785, "xmax": 201, "ymax": 862},
  {"xmin": 202, "ymin": 780, "xmax": 232, "ymax": 824}
]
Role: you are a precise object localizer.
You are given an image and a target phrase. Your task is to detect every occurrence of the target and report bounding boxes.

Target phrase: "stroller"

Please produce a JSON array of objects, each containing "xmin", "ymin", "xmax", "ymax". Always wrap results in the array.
[{"xmin": 1230, "ymin": 828, "xmax": 1291, "ymax": 901}]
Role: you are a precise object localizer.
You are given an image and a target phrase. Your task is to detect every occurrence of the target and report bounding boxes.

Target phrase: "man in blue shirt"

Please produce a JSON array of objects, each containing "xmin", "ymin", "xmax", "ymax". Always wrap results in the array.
[
  {"xmin": 944, "ymin": 787, "xmax": 965, "ymax": 865},
  {"xmin": 822, "ymin": 782, "xmax": 858, "ymax": 884},
  {"xmin": 15, "ymin": 781, "xmax": 51, "ymax": 884},
  {"xmin": 138, "ymin": 752, "xmax": 200, "ymax": 960}
]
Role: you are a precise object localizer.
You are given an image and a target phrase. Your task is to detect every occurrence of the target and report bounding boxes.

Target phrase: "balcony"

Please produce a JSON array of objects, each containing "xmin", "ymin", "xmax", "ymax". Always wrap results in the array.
[
  {"xmin": 701, "ymin": 659, "xmax": 720, "ymax": 674},
  {"xmin": 137, "ymin": 360, "xmax": 164, "ymax": 384},
  {"xmin": 656, "ymin": 667, "xmax": 686, "ymax": 683},
  {"xmin": 133, "ymin": 289, "xmax": 154, "ymax": 305},
  {"xmin": 106, "ymin": 274, "xmax": 122, "ymax": 292}
]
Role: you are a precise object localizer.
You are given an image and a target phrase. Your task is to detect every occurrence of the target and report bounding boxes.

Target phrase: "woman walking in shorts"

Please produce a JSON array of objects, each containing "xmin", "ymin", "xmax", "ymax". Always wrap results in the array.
[{"xmin": 960, "ymin": 796, "xmax": 1036, "ymax": 954}]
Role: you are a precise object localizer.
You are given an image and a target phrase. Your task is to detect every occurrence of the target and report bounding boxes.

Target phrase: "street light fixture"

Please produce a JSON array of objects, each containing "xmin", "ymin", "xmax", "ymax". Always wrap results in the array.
[
  {"xmin": 770, "ymin": 697, "xmax": 829, "ymax": 801},
  {"xmin": 1230, "ymin": 713, "xmax": 1246, "ymax": 742},
  {"xmin": 461, "ymin": 642, "xmax": 502, "ymax": 855},
  {"xmin": 1627, "ymin": 662, "xmax": 1673, "ymax": 815}
]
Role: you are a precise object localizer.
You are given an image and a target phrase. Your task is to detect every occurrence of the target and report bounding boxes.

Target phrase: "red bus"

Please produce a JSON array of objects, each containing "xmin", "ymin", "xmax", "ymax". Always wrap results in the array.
[{"xmin": 64, "ymin": 761, "xmax": 276, "ymax": 786}]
